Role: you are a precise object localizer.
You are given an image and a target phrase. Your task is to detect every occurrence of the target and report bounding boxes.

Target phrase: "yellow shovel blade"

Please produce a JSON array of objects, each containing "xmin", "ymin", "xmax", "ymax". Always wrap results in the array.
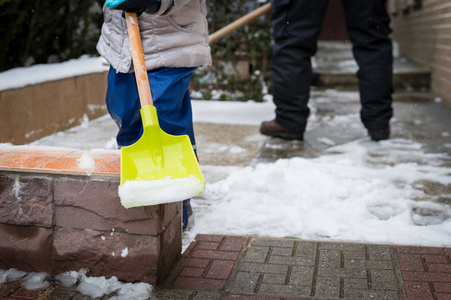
[{"xmin": 119, "ymin": 105, "xmax": 204, "ymax": 207}]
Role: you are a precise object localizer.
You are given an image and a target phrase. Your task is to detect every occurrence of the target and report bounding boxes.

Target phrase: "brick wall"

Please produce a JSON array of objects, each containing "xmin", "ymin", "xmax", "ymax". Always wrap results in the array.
[{"xmin": 388, "ymin": 0, "xmax": 451, "ymax": 105}]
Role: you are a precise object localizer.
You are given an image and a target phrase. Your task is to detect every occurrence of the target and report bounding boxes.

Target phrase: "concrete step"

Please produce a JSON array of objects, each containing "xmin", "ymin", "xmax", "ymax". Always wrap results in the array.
[{"xmin": 313, "ymin": 41, "xmax": 431, "ymax": 90}]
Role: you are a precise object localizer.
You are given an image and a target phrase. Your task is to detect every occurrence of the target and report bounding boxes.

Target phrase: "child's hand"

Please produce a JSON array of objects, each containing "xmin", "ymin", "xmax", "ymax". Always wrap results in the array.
[{"xmin": 106, "ymin": 0, "xmax": 162, "ymax": 13}]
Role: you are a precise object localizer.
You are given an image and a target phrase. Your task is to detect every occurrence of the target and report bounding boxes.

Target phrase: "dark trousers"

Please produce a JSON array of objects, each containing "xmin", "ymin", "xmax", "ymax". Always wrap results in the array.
[{"xmin": 271, "ymin": 0, "xmax": 393, "ymax": 133}]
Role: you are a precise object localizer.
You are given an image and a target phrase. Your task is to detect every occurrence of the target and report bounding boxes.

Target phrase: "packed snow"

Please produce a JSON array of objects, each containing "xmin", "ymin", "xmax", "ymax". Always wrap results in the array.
[
  {"xmin": 56, "ymin": 269, "xmax": 152, "ymax": 299},
  {"xmin": 187, "ymin": 138, "xmax": 451, "ymax": 247},
  {"xmin": 0, "ymin": 269, "xmax": 49, "ymax": 290},
  {"xmin": 1, "ymin": 268, "xmax": 152, "ymax": 299},
  {"xmin": 119, "ymin": 176, "xmax": 204, "ymax": 208},
  {"xmin": 77, "ymin": 152, "xmax": 96, "ymax": 169}
]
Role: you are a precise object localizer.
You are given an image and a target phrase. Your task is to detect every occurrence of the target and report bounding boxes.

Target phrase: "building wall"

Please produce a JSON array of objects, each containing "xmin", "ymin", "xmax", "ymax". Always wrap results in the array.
[{"xmin": 388, "ymin": 0, "xmax": 451, "ymax": 105}]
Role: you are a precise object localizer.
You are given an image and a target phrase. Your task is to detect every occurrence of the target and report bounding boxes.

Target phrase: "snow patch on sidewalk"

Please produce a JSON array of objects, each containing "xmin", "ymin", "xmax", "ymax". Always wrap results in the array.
[{"xmin": 188, "ymin": 139, "xmax": 451, "ymax": 247}]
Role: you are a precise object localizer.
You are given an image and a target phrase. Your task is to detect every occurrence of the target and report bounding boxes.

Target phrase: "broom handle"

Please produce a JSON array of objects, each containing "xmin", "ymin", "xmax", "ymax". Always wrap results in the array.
[
  {"xmin": 209, "ymin": 3, "xmax": 271, "ymax": 44},
  {"xmin": 125, "ymin": 12, "xmax": 153, "ymax": 107}
]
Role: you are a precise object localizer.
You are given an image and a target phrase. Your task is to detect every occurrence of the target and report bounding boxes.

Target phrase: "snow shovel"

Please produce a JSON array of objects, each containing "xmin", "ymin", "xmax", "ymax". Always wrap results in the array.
[{"xmin": 118, "ymin": 12, "xmax": 204, "ymax": 209}]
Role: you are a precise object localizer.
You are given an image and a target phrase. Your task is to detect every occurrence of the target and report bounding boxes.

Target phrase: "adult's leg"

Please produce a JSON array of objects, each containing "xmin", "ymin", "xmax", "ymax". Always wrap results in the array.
[
  {"xmin": 341, "ymin": 0, "xmax": 393, "ymax": 132},
  {"xmin": 270, "ymin": 0, "xmax": 329, "ymax": 133}
]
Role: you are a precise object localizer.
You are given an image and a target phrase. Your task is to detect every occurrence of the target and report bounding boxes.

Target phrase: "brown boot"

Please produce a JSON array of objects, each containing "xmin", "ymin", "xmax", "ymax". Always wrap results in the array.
[
  {"xmin": 260, "ymin": 119, "xmax": 304, "ymax": 140},
  {"xmin": 368, "ymin": 126, "xmax": 390, "ymax": 141}
]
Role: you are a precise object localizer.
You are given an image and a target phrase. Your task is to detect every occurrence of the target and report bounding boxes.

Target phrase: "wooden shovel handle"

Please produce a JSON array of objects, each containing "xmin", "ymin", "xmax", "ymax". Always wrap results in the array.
[
  {"xmin": 209, "ymin": 3, "xmax": 271, "ymax": 44},
  {"xmin": 125, "ymin": 12, "xmax": 153, "ymax": 107}
]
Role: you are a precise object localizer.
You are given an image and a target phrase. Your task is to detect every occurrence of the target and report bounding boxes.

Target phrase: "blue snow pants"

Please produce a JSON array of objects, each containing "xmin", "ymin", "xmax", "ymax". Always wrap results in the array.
[
  {"xmin": 106, "ymin": 66, "xmax": 197, "ymax": 150},
  {"xmin": 106, "ymin": 66, "xmax": 197, "ymax": 230}
]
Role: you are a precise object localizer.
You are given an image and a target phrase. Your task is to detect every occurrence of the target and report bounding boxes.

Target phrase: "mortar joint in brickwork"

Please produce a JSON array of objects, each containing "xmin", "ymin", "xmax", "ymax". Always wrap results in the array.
[
  {"xmin": 264, "ymin": 246, "xmax": 272, "ymax": 264},
  {"xmin": 310, "ymin": 242, "xmax": 321, "ymax": 297},
  {"xmin": 187, "ymin": 291, "xmax": 197, "ymax": 300},
  {"xmin": 254, "ymin": 274, "xmax": 263, "ymax": 294},
  {"xmin": 444, "ymin": 248, "xmax": 451, "ymax": 264},
  {"xmin": 428, "ymin": 282, "xmax": 437, "ymax": 300},
  {"xmin": 367, "ymin": 269, "xmax": 372, "ymax": 290},
  {"xmin": 284, "ymin": 266, "xmax": 292, "ymax": 285},
  {"xmin": 339, "ymin": 277, "xmax": 345, "ymax": 298},
  {"xmin": 340, "ymin": 251, "xmax": 345, "ymax": 268},
  {"xmin": 421, "ymin": 255, "xmax": 429, "ymax": 272},
  {"xmin": 390, "ymin": 246, "xmax": 408, "ymax": 300},
  {"xmin": 291, "ymin": 241, "xmax": 298, "ymax": 256},
  {"xmin": 364, "ymin": 244, "xmax": 370, "ymax": 260}
]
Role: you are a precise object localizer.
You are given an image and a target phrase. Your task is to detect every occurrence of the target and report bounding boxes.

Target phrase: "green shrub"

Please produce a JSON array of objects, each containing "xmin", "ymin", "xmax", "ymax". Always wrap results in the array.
[{"xmin": 0, "ymin": 0, "xmax": 103, "ymax": 72}]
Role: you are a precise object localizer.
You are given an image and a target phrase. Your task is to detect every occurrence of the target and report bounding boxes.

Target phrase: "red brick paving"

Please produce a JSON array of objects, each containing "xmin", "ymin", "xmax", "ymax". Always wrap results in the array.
[
  {"xmin": 435, "ymin": 283, "xmax": 451, "ymax": 293},
  {"xmin": 397, "ymin": 246, "xmax": 451, "ymax": 300},
  {"xmin": 0, "ymin": 283, "xmax": 20, "ymax": 297},
  {"xmin": 205, "ymin": 260, "xmax": 235, "ymax": 280},
  {"xmin": 191, "ymin": 249, "xmax": 240, "ymax": 260},
  {"xmin": 194, "ymin": 234, "xmax": 225, "ymax": 243},
  {"xmin": 179, "ymin": 257, "xmax": 211, "ymax": 268},
  {"xmin": 0, "ymin": 280, "xmax": 49, "ymax": 300},
  {"xmin": 197, "ymin": 241, "xmax": 221, "ymax": 250},
  {"xmin": 172, "ymin": 277, "xmax": 227, "ymax": 290},
  {"xmin": 171, "ymin": 234, "xmax": 247, "ymax": 290},
  {"xmin": 2, "ymin": 236, "xmax": 451, "ymax": 299},
  {"xmin": 10, "ymin": 287, "xmax": 47, "ymax": 299},
  {"xmin": 403, "ymin": 281, "xmax": 434, "ymax": 300},
  {"xmin": 220, "ymin": 236, "xmax": 248, "ymax": 252},
  {"xmin": 179, "ymin": 267, "xmax": 206, "ymax": 278}
]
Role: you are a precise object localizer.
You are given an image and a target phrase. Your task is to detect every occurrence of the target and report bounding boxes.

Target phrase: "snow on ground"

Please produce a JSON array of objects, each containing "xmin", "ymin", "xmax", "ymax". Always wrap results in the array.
[
  {"xmin": 28, "ymin": 115, "xmax": 119, "ymax": 150},
  {"xmin": 28, "ymin": 100, "xmax": 277, "ymax": 150},
  {"xmin": 189, "ymin": 138, "xmax": 451, "ymax": 247},
  {"xmin": 28, "ymin": 98, "xmax": 451, "ymax": 248},
  {"xmin": 0, "ymin": 268, "xmax": 152, "ymax": 300},
  {"xmin": 192, "ymin": 97, "xmax": 276, "ymax": 125}
]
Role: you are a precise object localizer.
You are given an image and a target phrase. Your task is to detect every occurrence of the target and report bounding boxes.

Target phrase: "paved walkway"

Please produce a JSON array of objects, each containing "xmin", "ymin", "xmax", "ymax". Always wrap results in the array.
[
  {"xmin": 152, "ymin": 234, "xmax": 451, "ymax": 300},
  {"xmin": 155, "ymin": 235, "xmax": 451, "ymax": 300},
  {"xmin": 2, "ymin": 234, "xmax": 450, "ymax": 299}
]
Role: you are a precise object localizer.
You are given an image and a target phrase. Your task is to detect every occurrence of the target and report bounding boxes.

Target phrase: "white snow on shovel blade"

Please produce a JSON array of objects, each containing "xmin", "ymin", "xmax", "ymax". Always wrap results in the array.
[{"xmin": 118, "ymin": 176, "xmax": 204, "ymax": 208}]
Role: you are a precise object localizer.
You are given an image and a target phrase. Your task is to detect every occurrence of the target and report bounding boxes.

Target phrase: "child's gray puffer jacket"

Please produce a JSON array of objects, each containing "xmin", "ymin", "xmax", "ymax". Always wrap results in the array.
[{"xmin": 96, "ymin": 0, "xmax": 212, "ymax": 73}]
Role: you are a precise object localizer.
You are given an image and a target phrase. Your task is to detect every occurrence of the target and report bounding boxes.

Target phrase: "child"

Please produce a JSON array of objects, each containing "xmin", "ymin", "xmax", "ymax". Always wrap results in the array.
[{"xmin": 97, "ymin": 0, "xmax": 211, "ymax": 230}]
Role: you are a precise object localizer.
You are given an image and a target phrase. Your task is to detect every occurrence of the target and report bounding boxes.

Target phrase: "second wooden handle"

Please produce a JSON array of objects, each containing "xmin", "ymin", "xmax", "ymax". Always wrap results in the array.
[{"xmin": 209, "ymin": 3, "xmax": 271, "ymax": 44}]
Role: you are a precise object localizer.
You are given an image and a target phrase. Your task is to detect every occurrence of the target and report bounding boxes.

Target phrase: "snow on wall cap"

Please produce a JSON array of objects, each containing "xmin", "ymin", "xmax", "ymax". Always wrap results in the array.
[{"xmin": 0, "ymin": 56, "xmax": 109, "ymax": 92}]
